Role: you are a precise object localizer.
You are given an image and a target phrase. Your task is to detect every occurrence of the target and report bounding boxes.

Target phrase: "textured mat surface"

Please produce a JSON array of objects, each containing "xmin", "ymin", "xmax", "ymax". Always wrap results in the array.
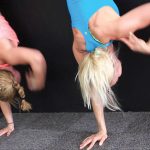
[{"xmin": 0, "ymin": 112, "xmax": 150, "ymax": 150}]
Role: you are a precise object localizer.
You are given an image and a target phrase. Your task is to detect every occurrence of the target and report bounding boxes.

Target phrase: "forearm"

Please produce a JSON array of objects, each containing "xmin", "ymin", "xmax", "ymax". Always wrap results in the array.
[
  {"xmin": 0, "ymin": 101, "xmax": 13, "ymax": 124},
  {"xmin": 72, "ymin": 40, "xmax": 87, "ymax": 64},
  {"xmin": 4, "ymin": 47, "xmax": 41, "ymax": 66},
  {"xmin": 30, "ymin": 53, "xmax": 47, "ymax": 85},
  {"xmin": 91, "ymin": 99, "xmax": 107, "ymax": 132},
  {"xmin": 10, "ymin": 47, "xmax": 46, "ymax": 84}
]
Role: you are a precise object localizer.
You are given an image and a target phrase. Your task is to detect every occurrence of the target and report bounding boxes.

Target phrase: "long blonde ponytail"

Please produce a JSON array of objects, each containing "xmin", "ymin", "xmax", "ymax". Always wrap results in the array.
[{"xmin": 76, "ymin": 47, "xmax": 120, "ymax": 111}]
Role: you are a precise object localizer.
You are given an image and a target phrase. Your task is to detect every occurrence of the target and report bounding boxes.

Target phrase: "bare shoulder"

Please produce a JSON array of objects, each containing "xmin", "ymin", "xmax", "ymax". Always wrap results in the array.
[
  {"xmin": 0, "ymin": 39, "xmax": 14, "ymax": 61},
  {"xmin": 0, "ymin": 39, "xmax": 13, "ymax": 50},
  {"xmin": 89, "ymin": 6, "xmax": 119, "ymax": 25},
  {"xmin": 89, "ymin": 6, "xmax": 120, "ymax": 43}
]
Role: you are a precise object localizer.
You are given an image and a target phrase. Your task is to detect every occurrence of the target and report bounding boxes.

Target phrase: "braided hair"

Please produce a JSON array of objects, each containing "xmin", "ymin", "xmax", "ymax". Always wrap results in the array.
[{"xmin": 0, "ymin": 70, "xmax": 32, "ymax": 111}]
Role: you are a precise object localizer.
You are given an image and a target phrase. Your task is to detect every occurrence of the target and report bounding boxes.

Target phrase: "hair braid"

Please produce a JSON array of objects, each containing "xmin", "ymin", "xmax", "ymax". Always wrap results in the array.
[{"xmin": 13, "ymin": 81, "xmax": 32, "ymax": 111}]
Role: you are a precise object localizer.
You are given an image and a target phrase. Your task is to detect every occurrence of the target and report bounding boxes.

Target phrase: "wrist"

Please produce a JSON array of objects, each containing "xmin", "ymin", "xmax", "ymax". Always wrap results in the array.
[
  {"xmin": 97, "ymin": 121, "xmax": 107, "ymax": 133},
  {"xmin": 7, "ymin": 122, "xmax": 14, "ymax": 129},
  {"xmin": 98, "ymin": 127, "xmax": 107, "ymax": 133},
  {"xmin": 7, "ymin": 122, "xmax": 14, "ymax": 125},
  {"xmin": 98, "ymin": 129, "xmax": 107, "ymax": 135},
  {"xmin": 7, "ymin": 122, "xmax": 15, "ymax": 131}
]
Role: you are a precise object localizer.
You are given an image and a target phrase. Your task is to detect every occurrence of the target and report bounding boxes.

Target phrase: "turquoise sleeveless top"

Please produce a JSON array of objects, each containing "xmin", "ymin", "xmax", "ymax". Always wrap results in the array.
[{"xmin": 66, "ymin": 0, "xmax": 120, "ymax": 52}]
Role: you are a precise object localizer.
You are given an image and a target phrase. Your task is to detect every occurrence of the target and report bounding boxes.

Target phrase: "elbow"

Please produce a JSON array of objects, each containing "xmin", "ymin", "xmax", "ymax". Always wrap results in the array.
[
  {"xmin": 113, "ymin": 19, "xmax": 129, "ymax": 39},
  {"xmin": 33, "ymin": 50, "xmax": 47, "ymax": 68},
  {"xmin": 114, "ymin": 20, "xmax": 124, "ymax": 39},
  {"xmin": 106, "ymin": 19, "xmax": 125, "ymax": 40},
  {"xmin": 30, "ymin": 50, "xmax": 47, "ymax": 78}
]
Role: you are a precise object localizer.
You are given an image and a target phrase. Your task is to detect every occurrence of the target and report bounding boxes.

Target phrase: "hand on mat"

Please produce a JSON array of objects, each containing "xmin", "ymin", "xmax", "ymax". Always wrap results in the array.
[
  {"xmin": 121, "ymin": 32, "xmax": 150, "ymax": 54},
  {"xmin": 80, "ymin": 130, "xmax": 108, "ymax": 150},
  {"xmin": 0, "ymin": 123, "xmax": 14, "ymax": 136}
]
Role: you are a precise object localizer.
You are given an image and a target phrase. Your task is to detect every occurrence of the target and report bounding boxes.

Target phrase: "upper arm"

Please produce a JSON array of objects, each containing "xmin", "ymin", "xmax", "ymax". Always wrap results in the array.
[
  {"xmin": 0, "ymin": 39, "xmax": 14, "ymax": 63},
  {"xmin": 108, "ymin": 3, "xmax": 150, "ymax": 39},
  {"xmin": 72, "ymin": 28, "xmax": 89, "ymax": 64},
  {"xmin": 72, "ymin": 40, "xmax": 87, "ymax": 64},
  {"xmin": 0, "ymin": 41, "xmax": 29, "ymax": 65},
  {"xmin": 0, "ymin": 38, "xmax": 38, "ymax": 66}
]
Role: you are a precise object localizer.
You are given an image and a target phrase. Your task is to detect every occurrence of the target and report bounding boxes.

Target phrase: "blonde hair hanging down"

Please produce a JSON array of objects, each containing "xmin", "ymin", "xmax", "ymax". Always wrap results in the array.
[
  {"xmin": 76, "ymin": 47, "xmax": 120, "ymax": 111},
  {"xmin": 0, "ymin": 70, "xmax": 32, "ymax": 111}
]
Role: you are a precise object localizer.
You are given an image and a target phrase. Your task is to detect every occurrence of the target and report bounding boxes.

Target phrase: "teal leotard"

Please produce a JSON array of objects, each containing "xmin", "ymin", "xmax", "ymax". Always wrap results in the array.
[{"xmin": 66, "ymin": 0, "xmax": 120, "ymax": 52}]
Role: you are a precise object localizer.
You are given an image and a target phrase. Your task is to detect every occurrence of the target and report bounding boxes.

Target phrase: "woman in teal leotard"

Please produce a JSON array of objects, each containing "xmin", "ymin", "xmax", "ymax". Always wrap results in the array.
[{"xmin": 66, "ymin": 1, "xmax": 150, "ymax": 149}]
